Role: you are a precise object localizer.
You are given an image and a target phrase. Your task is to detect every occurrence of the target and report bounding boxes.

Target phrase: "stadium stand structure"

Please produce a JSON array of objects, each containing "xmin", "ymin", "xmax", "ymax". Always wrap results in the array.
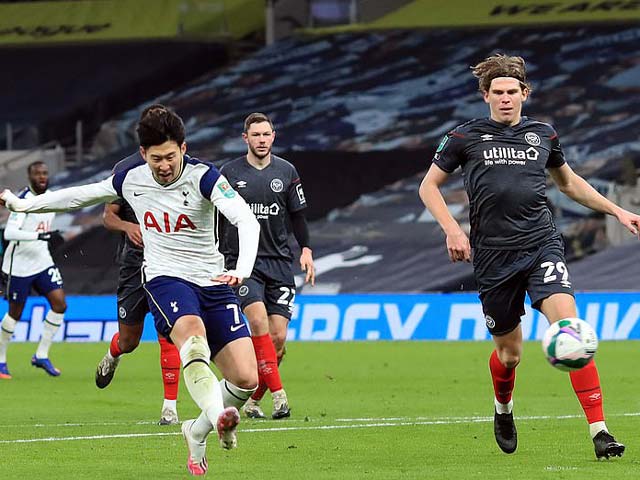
[{"xmin": 4, "ymin": 24, "xmax": 639, "ymax": 293}]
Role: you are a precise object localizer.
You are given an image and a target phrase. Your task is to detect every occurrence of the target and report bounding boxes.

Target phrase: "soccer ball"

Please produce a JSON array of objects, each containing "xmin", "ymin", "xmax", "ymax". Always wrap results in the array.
[{"xmin": 541, "ymin": 318, "xmax": 598, "ymax": 372}]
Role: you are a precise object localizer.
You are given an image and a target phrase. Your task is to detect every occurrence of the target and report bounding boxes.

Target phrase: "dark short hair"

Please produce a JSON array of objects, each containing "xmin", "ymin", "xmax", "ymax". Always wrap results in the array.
[
  {"xmin": 27, "ymin": 160, "xmax": 47, "ymax": 175},
  {"xmin": 244, "ymin": 112, "xmax": 274, "ymax": 133},
  {"xmin": 136, "ymin": 105, "xmax": 185, "ymax": 148},
  {"xmin": 471, "ymin": 54, "xmax": 532, "ymax": 93},
  {"xmin": 139, "ymin": 104, "xmax": 169, "ymax": 121}
]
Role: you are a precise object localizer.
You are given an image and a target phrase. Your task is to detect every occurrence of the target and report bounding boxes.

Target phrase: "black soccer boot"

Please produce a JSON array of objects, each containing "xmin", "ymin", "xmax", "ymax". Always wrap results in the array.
[
  {"xmin": 593, "ymin": 430, "xmax": 625, "ymax": 459},
  {"xmin": 494, "ymin": 410, "xmax": 517, "ymax": 454}
]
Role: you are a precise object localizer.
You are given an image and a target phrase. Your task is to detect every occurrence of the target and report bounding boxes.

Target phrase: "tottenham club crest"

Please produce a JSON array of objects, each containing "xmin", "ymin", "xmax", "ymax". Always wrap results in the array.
[
  {"xmin": 270, "ymin": 178, "xmax": 284, "ymax": 193},
  {"xmin": 238, "ymin": 285, "xmax": 249, "ymax": 296},
  {"xmin": 524, "ymin": 132, "xmax": 541, "ymax": 146},
  {"xmin": 118, "ymin": 306, "xmax": 127, "ymax": 319}
]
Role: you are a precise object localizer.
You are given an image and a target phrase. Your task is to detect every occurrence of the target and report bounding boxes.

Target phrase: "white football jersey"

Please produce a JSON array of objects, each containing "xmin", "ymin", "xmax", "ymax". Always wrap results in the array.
[
  {"xmin": 3, "ymin": 156, "xmax": 259, "ymax": 287},
  {"xmin": 2, "ymin": 188, "xmax": 56, "ymax": 277}
]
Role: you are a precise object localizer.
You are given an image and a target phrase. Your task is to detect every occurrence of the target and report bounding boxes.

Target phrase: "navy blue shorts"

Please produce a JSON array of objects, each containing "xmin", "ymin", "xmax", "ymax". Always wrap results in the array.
[
  {"xmin": 3, "ymin": 266, "xmax": 63, "ymax": 304},
  {"xmin": 473, "ymin": 236, "xmax": 575, "ymax": 336},
  {"xmin": 144, "ymin": 276, "xmax": 250, "ymax": 357}
]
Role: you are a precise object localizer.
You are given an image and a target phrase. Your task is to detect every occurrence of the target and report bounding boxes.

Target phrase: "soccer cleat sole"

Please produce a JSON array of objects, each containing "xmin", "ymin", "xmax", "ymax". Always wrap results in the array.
[
  {"xmin": 217, "ymin": 407, "xmax": 240, "ymax": 449},
  {"xmin": 95, "ymin": 355, "xmax": 119, "ymax": 389},
  {"xmin": 596, "ymin": 443, "xmax": 625, "ymax": 460},
  {"xmin": 594, "ymin": 431, "xmax": 625, "ymax": 459}
]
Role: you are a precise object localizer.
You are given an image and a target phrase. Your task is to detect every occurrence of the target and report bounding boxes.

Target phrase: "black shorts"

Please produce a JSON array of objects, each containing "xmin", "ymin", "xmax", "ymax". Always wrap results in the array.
[
  {"xmin": 234, "ymin": 258, "xmax": 296, "ymax": 320},
  {"xmin": 116, "ymin": 264, "xmax": 148, "ymax": 326},
  {"xmin": 473, "ymin": 235, "xmax": 574, "ymax": 336}
]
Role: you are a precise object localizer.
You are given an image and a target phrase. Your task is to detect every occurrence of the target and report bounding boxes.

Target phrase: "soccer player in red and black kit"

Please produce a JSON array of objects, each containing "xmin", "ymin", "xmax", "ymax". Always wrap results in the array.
[
  {"xmin": 220, "ymin": 112, "xmax": 315, "ymax": 419},
  {"xmin": 419, "ymin": 54, "xmax": 640, "ymax": 458},
  {"xmin": 94, "ymin": 105, "xmax": 182, "ymax": 425}
]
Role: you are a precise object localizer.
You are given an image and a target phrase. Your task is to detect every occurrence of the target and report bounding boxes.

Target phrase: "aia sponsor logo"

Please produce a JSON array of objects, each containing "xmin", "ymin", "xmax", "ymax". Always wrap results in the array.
[{"xmin": 143, "ymin": 211, "xmax": 196, "ymax": 232}]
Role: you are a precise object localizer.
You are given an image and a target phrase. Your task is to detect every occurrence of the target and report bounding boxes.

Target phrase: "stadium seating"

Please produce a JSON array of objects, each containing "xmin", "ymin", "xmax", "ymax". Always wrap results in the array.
[{"xmin": 12, "ymin": 24, "xmax": 640, "ymax": 293}]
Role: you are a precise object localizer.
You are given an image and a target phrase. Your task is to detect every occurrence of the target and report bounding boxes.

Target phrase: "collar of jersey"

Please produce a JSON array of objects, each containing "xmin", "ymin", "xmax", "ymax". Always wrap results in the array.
[
  {"xmin": 487, "ymin": 116, "xmax": 527, "ymax": 129},
  {"xmin": 245, "ymin": 155, "xmax": 272, "ymax": 171}
]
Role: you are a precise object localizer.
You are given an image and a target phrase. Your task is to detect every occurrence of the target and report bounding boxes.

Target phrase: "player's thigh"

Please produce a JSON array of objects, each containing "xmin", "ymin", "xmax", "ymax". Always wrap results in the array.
[
  {"xmin": 213, "ymin": 336, "xmax": 257, "ymax": 388},
  {"xmin": 479, "ymin": 275, "xmax": 527, "ymax": 336},
  {"xmin": 264, "ymin": 281, "xmax": 295, "ymax": 320},
  {"xmin": 235, "ymin": 277, "xmax": 266, "ymax": 310},
  {"xmin": 474, "ymin": 249, "xmax": 527, "ymax": 336},
  {"xmin": 117, "ymin": 267, "xmax": 149, "ymax": 328},
  {"xmin": 5, "ymin": 273, "xmax": 35, "ymax": 317},
  {"xmin": 33, "ymin": 266, "xmax": 65, "ymax": 309},
  {"xmin": 200, "ymin": 286, "xmax": 252, "ymax": 357},
  {"xmin": 170, "ymin": 315, "xmax": 206, "ymax": 351},
  {"xmin": 235, "ymin": 277, "xmax": 268, "ymax": 333},
  {"xmin": 144, "ymin": 276, "xmax": 202, "ymax": 342},
  {"xmin": 527, "ymin": 236, "xmax": 576, "ymax": 318}
]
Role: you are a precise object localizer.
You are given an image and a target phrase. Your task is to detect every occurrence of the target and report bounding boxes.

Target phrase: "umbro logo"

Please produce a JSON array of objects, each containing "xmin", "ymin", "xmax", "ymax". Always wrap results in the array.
[
  {"xmin": 236, "ymin": 181, "xmax": 247, "ymax": 188},
  {"xmin": 480, "ymin": 134, "xmax": 493, "ymax": 141},
  {"xmin": 133, "ymin": 192, "xmax": 144, "ymax": 197},
  {"xmin": 230, "ymin": 323, "xmax": 246, "ymax": 332}
]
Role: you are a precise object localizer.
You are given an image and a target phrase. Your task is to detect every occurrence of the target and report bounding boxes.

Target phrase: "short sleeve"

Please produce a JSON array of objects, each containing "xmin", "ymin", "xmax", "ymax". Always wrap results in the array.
[{"xmin": 432, "ymin": 130, "xmax": 466, "ymax": 173}]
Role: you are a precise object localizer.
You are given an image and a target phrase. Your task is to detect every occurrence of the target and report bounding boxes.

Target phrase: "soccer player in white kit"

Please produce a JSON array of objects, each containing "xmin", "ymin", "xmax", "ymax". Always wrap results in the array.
[
  {"xmin": 0, "ymin": 161, "xmax": 66, "ymax": 378},
  {"xmin": 0, "ymin": 107, "xmax": 260, "ymax": 476}
]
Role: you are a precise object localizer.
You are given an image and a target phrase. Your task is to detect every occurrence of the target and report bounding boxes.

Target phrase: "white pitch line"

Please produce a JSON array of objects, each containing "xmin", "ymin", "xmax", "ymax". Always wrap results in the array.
[{"xmin": 0, "ymin": 412, "xmax": 638, "ymax": 445}]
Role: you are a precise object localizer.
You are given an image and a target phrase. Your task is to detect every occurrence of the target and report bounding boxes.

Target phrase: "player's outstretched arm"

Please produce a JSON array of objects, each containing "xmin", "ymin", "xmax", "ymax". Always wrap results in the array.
[
  {"xmin": 549, "ymin": 164, "xmax": 640, "ymax": 238},
  {"xmin": 210, "ymin": 176, "xmax": 260, "ymax": 283},
  {"xmin": 419, "ymin": 164, "xmax": 471, "ymax": 262},
  {"xmin": 1, "ymin": 178, "xmax": 118, "ymax": 214}
]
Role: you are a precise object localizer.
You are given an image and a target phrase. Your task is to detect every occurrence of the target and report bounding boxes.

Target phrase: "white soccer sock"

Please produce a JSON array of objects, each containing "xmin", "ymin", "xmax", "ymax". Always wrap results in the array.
[
  {"xmin": 219, "ymin": 378, "xmax": 257, "ymax": 409},
  {"xmin": 0, "ymin": 313, "xmax": 18, "ymax": 363},
  {"xmin": 589, "ymin": 421, "xmax": 607, "ymax": 438},
  {"xmin": 162, "ymin": 398, "xmax": 177, "ymax": 411},
  {"xmin": 191, "ymin": 410, "xmax": 214, "ymax": 443},
  {"xmin": 180, "ymin": 336, "xmax": 224, "ymax": 429},
  {"xmin": 36, "ymin": 311, "xmax": 64, "ymax": 359},
  {"xmin": 494, "ymin": 397, "xmax": 513, "ymax": 415}
]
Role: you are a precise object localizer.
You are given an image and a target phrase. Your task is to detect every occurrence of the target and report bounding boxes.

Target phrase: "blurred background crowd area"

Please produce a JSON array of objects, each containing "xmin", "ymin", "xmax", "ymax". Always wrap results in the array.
[{"xmin": 0, "ymin": 0, "xmax": 638, "ymax": 294}]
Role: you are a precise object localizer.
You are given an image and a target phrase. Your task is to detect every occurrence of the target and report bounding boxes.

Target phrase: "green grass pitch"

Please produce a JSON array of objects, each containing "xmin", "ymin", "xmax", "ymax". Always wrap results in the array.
[{"xmin": 0, "ymin": 341, "xmax": 638, "ymax": 479}]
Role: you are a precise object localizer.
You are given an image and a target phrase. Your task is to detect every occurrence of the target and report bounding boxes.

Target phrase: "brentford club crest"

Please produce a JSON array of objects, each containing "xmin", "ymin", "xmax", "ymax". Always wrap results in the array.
[
  {"xmin": 270, "ymin": 179, "xmax": 284, "ymax": 192},
  {"xmin": 524, "ymin": 132, "xmax": 541, "ymax": 146}
]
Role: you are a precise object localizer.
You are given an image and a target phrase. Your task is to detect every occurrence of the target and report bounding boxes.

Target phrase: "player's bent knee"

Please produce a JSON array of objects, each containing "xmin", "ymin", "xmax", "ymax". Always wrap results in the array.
[
  {"xmin": 502, "ymin": 355, "xmax": 520, "ymax": 369},
  {"xmin": 179, "ymin": 335, "xmax": 211, "ymax": 367}
]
